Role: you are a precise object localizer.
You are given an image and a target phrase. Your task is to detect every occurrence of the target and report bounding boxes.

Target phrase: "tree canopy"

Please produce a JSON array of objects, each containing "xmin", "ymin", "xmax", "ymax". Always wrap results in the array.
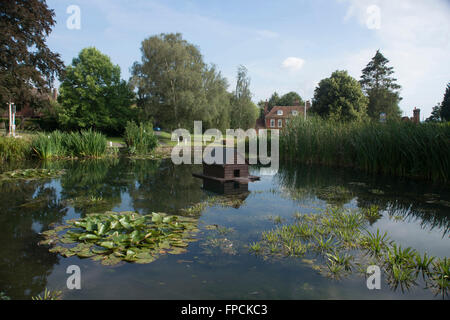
[
  {"xmin": 441, "ymin": 82, "xmax": 450, "ymax": 122},
  {"xmin": 131, "ymin": 33, "xmax": 230, "ymax": 131},
  {"xmin": 311, "ymin": 70, "xmax": 368, "ymax": 121},
  {"xmin": 57, "ymin": 47, "xmax": 134, "ymax": 134},
  {"xmin": 0, "ymin": 0, "xmax": 64, "ymax": 109},
  {"xmin": 230, "ymin": 65, "xmax": 258, "ymax": 130},
  {"xmin": 360, "ymin": 50, "xmax": 402, "ymax": 121}
]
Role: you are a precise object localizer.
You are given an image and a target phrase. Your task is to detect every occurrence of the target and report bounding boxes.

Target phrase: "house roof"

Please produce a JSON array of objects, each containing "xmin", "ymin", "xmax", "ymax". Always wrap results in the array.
[{"xmin": 265, "ymin": 106, "xmax": 305, "ymax": 118}]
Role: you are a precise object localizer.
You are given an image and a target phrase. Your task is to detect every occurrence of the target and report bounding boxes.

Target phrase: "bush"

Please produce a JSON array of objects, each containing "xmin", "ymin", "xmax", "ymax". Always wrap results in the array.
[
  {"xmin": 280, "ymin": 117, "xmax": 450, "ymax": 182},
  {"xmin": 124, "ymin": 121, "xmax": 158, "ymax": 155}
]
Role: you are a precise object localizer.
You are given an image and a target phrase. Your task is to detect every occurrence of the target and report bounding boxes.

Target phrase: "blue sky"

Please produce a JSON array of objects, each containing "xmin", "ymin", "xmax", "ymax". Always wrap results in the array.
[{"xmin": 46, "ymin": 0, "xmax": 450, "ymax": 119}]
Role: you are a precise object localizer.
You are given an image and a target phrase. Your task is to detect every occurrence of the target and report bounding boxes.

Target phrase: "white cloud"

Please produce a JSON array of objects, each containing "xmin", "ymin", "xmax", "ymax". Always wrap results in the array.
[
  {"xmin": 340, "ymin": 0, "xmax": 450, "ymax": 117},
  {"xmin": 281, "ymin": 57, "xmax": 305, "ymax": 71}
]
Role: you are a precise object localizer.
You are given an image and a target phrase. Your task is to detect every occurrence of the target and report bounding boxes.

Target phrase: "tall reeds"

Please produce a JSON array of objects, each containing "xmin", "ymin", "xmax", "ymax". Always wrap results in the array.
[
  {"xmin": 124, "ymin": 121, "xmax": 158, "ymax": 155},
  {"xmin": 31, "ymin": 129, "xmax": 107, "ymax": 159},
  {"xmin": 280, "ymin": 117, "xmax": 450, "ymax": 182},
  {"xmin": 0, "ymin": 136, "xmax": 32, "ymax": 163}
]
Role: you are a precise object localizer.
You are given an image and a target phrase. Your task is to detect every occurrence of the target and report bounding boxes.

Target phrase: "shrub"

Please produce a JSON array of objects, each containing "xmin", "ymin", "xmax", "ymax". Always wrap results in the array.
[{"xmin": 124, "ymin": 121, "xmax": 158, "ymax": 155}]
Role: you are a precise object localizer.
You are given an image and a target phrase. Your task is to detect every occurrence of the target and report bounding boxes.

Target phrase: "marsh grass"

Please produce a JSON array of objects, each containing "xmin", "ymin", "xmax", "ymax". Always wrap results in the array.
[
  {"xmin": 0, "ymin": 136, "xmax": 32, "ymax": 163},
  {"xmin": 124, "ymin": 121, "xmax": 158, "ymax": 156},
  {"xmin": 31, "ymin": 130, "xmax": 107, "ymax": 159},
  {"xmin": 280, "ymin": 117, "xmax": 450, "ymax": 182}
]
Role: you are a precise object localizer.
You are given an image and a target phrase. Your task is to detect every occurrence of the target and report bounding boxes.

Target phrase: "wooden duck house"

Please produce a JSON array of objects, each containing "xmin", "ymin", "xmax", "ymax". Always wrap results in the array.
[{"xmin": 192, "ymin": 147, "xmax": 260, "ymax": 186}]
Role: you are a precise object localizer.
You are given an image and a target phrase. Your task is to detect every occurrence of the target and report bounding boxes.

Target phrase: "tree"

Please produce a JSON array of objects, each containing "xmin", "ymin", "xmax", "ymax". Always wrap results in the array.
[
  {"xmin": 267, "ymin": 92, "xmax": 280, "ymax": 112},
  {"xmin": 277, "ymin": 91, "xmax": 305, "ymax": 107},
  {"xmin": 230, "ymin": 65, "xmax": 258, "ymax": 129},
  {"xmin": 311, "ymin": 70, "xmax": 368, "ymax": 121},
  {"xmin": 425, "ymin": 103, "xmax": 442, "ymax": 123},
  {"xmin": 441, "ymin": 82, "xmax": 450, "ymax": 122},
  {"xmin": 360, "ymin": 50, "xmax": 402, "ymax": 121},
  {"xmin": 0, "ymin": 0, "xmax": 64, "ymax": 113},
  {"xmin": 58, "ymin": 47, "xmax": 134, "ymax": 134},
  {"xmin": 131, "ymin": 33, "xmax": 230, "ymax": 131}
]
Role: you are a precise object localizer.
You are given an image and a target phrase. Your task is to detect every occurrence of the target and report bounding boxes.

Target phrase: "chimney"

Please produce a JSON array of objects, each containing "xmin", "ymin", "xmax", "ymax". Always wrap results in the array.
[
  {"xmin": 293, "ymin": 100, "xmax": 300, "ymax": 106},
  {"xmin": 264, "ymin": 100, "xmax": 268, "ymax": 115},
  {"xmin": 413, "ymin": 107, "xmax": 420, "ymax": 124}
]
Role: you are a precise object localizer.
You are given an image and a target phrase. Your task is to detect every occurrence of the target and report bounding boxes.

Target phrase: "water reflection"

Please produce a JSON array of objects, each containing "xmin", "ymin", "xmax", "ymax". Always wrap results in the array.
[
  {"xmin": 276, "ymin": 164, "xmax": 450, "ymax": 236},
  {"xmin": 0, "ymin": 159, "xmax": 448, "ymax": 299},
  {"xmin": 0, "ymin": 179, "xmax": 66, "ymax": 299}
]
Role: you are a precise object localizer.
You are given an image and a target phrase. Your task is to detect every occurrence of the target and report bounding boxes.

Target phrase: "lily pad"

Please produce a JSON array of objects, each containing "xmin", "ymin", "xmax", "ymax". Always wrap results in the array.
[{"xmin": 40, "ymin": 210, "xmax": 199, "ymax": 266}]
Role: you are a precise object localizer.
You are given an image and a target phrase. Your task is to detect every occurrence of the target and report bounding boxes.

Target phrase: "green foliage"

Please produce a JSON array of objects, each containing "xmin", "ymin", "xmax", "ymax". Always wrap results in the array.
[
  {"xmin": 0, "ymin": 0, "xmax": 64, "ymax": 107},
  {"xmin": 251, "ymin": 207, "xmax": 449, "ymax": 297},
  {"xmin": 0, "ymin": 136, "xmax": 31, "ymax": 163},
  {"xmin": 40, "ymin": 211, "xmax": 199, "ymax": 265},
  {"xmin": 360, "ymin": 50, "xmax": 402, "ymax": 121},
  {"xmin": 280, "ymin": 117, "xmax": 450, "ymax": 182},
  {"xmin": 311, "ymin": 70, "xmax": 368, "ymax": 121},
  {"xmin": 230, "ymin": 65, "xmax": 259, "ymax": 129},
  {"xmin": 131, "ymin": 33, "xmax": 230, "ymax": 130},
  {"xmin": 58, "ymin": 47, "xmax": 134, "ymax": 134},
  {"xmin": 440, "ymin": 83, "xmax": 450, "ymax": 122},
  {"xmin": 426, "ymin": 103, "xmax": 442, "ymax": 123},
  {"xmin": 31, "ymin": 130, "xmax": 107, "ymax": 159},
  {"xmin": 124, "ymin": 121, "xmax": 158, "ymax": 155},
  {"xmin": 31, "ymin": 288, "xmax": 62, "ymax": 300},
  {"xmin": 0, "ymin": 168, "xmax": 65, "ymax": 181}
]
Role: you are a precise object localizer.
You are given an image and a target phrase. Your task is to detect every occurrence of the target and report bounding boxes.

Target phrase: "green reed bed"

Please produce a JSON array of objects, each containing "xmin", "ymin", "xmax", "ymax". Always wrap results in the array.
[
  {"xmin": 280, "ymin": 118, "xmax": 450, "ymax": 182},
  {"xmin": 0, "ymin": 136, "xmax": 32, "ymax": 163},
  {"xmin": 249, "ymin": 206, "xmax": 449, "ymax": 297},
  {"xmin": 124, "ymin": 121, "xmax": 158, "ymax": 156},
  {"xmin": 31, "ymin": 129, "xmax": 107, "ymax": 159}
]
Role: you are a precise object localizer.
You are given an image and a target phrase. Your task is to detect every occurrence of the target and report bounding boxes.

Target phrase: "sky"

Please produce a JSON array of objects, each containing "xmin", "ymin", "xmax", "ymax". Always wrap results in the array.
[{"xmin": 46, "ymin": 0, "xmax": 450, "ymax": 119}]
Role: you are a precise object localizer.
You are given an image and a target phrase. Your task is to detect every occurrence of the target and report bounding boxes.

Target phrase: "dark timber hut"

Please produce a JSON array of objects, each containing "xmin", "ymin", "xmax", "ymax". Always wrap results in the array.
[{"xmin": 192, "ymin": 147, "xmax": 260, "ymax": 187}]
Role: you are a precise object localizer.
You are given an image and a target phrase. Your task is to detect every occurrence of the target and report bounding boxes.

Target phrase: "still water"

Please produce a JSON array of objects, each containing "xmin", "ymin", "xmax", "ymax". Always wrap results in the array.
[{"xmin": 0, "ymin": 158, "xmax": 448, "ymax": 299}]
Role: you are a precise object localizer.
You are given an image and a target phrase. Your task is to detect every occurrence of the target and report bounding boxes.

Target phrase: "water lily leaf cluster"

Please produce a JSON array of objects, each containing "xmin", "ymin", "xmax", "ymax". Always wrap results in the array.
[
  {"xmin": 39, "ymin": 211, "xmax": 199, "ymax": 265},
  {"xmin": 0, "ymin": 168, "xmax": 65, "ymax": 181}
]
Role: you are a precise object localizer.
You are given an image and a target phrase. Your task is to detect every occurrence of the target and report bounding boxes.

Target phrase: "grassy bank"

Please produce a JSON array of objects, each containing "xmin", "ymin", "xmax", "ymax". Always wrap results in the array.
[{"xmin": 280, "ymin": 117, "xmax": 450, "ymax": 182}]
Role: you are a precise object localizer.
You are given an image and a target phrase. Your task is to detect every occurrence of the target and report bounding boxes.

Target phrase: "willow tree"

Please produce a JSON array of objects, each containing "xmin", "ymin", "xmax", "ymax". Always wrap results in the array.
[{"xmin": 131, "ymin": 33, "xmax": 230, "ymax": 131}]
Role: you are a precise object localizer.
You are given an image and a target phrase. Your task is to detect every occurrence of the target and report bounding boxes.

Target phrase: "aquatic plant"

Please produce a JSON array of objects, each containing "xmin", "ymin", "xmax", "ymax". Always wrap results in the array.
[
  {"xmin": 39, "ymin": 211, "xmax": 199, "ymax": 265},
  {"xmin": 427, "ymin": 258, "xmax": 449, "ymax": 298},
  {"xmin": 124, "ymin": 121, "xmax": 158, "ymax": 155},
  {"xmin": 31, "ymin": 288, "xmax": 62, "ymax": 300},
  {"xmin": 31, "ymin": 130, "xmax": 108, "ymax": 159},
  {"xmin": 360, "ymin": 229, "xmax": 391, "ymax": 258},
  {"xmin": 249, "ymin": 206, "xmax": 449, "ymax": 296},
  {"xmin": 0, "ymin": 168, "xmax": 65, "ymax": 181},
  {"xmin": 248, "ymin": 242, "xmax": 263, "ymax": 255},
  {"xmin": 0, "ymin": 136, "xmax": 32, "ymax": 163},
  {"xmin": 0, "ymin": 292, "xmax": 11, "ymax": 300},
  {"xmin": 279, "ymin": 117, "xmax": 450, "ymax": 182}
]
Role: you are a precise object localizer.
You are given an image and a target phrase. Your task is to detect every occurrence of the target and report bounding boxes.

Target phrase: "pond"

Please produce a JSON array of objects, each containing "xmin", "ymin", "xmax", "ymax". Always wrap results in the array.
[{"xmin": 0, "ymin": 158, "xmax": 448, "ymax": 300}]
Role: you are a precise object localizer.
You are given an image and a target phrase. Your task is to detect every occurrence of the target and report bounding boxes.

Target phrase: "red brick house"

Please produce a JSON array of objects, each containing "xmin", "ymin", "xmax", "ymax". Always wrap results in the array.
[{"xmin": 263, "ymin": 101, "xmax": 311, "ymax": 129}]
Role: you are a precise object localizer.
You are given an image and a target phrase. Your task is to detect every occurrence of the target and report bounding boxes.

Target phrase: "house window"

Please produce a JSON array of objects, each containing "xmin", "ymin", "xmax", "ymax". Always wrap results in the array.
[
  {"xmin": 278, "ymin": 119, "xmax": 283, "ymax": 128},
  {"xmin": 277, "ymin": 110, "xmax": 283, "ymax": 116},
  {"xmin": 292, "ymin": 110, "xmax": 298, "ymax": 116},
  {"xmin": 270, "ymin": 119, "xmax": 275, "ymax": 128}
]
